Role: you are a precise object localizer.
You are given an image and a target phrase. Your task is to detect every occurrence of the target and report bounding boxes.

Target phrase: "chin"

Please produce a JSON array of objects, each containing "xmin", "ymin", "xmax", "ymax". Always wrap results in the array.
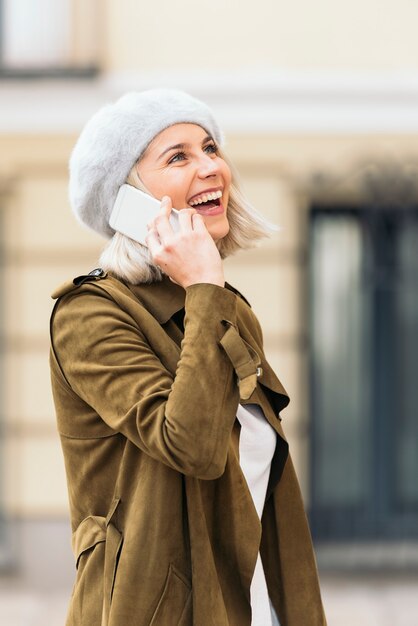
[{"xmin": 208, "ymin": 219, "xmax": 230, "ymax": 243}]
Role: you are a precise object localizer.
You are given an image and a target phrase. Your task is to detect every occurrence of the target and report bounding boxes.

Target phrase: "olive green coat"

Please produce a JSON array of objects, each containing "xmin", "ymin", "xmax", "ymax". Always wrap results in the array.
[{"xmin": 49, "ymin": 271, "xmax": 326, "ymax": 626}]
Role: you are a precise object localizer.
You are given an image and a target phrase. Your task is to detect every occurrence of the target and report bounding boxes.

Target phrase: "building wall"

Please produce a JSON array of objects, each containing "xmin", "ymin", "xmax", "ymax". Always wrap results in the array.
[{"xmin": 103, "ymin": 0, "xmax": 418, "ymax": 71}]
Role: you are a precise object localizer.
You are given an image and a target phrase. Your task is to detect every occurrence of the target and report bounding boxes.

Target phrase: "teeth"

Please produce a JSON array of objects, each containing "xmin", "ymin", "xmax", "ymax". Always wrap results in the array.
[{"xmin": 190, "ymin": 190, "xmax": 222, "ymax": 206}]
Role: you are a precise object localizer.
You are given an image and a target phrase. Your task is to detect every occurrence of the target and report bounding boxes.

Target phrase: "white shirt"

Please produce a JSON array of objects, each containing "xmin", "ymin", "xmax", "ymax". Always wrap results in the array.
[{"xmin": 236, "ymin": 403, "xmax": 278, "ymax": 626}]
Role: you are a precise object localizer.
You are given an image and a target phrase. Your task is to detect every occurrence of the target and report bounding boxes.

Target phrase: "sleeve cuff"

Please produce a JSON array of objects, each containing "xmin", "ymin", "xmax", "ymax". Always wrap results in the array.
[{"xmin": 184, "ymin": 283, "xmax": 238, "ymax": 327}]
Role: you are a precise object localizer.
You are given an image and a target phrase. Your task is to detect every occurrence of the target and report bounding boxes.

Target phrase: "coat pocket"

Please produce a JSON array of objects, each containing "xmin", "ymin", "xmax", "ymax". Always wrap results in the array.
[
  {"xmin": 69, "ymin": 503, "xmax": 123, "ymax": 626},
  {"xmin": 150, "ymin": 564, "xmax": 192, "ymax": 626}
]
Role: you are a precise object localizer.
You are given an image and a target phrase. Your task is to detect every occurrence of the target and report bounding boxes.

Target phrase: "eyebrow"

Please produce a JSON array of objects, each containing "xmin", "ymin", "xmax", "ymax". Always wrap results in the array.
[{"xmin": 158, "ymin": 135, "xmax": 213, "ymax": 160}]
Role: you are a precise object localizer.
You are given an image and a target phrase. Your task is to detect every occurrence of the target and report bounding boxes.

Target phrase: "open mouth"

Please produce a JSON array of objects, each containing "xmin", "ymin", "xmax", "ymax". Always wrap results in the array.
[
  {"xmin": 188, "ymin": 189, "xmax": 223, "ymax": 210},
  {"xmin": 190, "ymin": 197, "xmax": 221, "ymax": 210}
]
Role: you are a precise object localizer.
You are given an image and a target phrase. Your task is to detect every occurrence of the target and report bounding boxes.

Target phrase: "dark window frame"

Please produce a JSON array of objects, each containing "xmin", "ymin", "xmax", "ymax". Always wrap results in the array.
[{"xmin": 309, "ymin": 203, "xmax": 418, "ymax": 541}]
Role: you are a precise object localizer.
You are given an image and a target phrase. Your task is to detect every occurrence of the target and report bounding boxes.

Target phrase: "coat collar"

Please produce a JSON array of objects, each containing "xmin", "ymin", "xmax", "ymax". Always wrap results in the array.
[
  {"xmin": 127, "ymin": 276, "xmax": 186, "ymax": 324},
  {"xmin": 126, "ymin": 276, "xmax": 247, "ymax": 325}
]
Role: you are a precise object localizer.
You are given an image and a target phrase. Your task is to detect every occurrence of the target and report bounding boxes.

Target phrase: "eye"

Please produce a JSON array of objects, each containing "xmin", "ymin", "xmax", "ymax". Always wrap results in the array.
[
  {"xmin": 204, "ymin": 142, "xmax": 218, "ymax": 155},
  {"xmin": 168, "ymin": 151, "xmax": 186, "ymax": 164}
]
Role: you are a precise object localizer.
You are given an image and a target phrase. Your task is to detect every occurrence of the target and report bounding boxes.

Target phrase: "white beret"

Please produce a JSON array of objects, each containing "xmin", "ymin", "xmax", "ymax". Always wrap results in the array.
[{"xmin": 69, "ymin": 89, "xmax": 223, "ymax": 238}]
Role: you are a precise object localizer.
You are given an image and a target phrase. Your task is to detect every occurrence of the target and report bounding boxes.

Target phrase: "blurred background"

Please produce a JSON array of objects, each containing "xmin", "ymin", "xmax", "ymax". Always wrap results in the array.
[{"xmin": 0, "ymin": 0, "xmax": 418, "ymax": 624}]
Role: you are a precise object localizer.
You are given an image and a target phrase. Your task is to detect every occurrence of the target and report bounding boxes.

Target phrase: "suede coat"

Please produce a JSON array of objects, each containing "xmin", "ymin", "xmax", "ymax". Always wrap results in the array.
[{"xmin": 49, "ymin": 270, "xmax": 326, "ymax": 626}]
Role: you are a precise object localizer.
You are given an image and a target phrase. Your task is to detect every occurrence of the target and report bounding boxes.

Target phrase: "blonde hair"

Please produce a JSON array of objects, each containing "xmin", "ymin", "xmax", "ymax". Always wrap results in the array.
[{"xmin": 99, "ymin": 147, "xmax": 276, "ymax": 284}]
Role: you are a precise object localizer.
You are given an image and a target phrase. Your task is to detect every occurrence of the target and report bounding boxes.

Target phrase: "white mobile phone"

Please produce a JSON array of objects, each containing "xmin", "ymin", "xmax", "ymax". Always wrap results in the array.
[{"xmin": 109, "ymin": 184, "xmax": 179, "ymax": 246}]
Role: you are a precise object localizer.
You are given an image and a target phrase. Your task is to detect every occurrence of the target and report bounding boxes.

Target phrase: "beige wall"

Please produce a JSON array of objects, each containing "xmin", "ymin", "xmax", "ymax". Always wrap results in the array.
[
  {"xmin": 104, "ymin": 0, "xmax": 418, "ymax": 71},
  {"xmin": 1, "ymin": 136, "xmax": 100, "ymax": 518}
]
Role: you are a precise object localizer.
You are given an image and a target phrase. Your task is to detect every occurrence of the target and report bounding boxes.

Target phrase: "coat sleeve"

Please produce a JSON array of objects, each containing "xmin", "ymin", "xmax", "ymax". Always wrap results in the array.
[{"xmin": 51, "ymin": 282, "xmax": 250, "ymax": 480}]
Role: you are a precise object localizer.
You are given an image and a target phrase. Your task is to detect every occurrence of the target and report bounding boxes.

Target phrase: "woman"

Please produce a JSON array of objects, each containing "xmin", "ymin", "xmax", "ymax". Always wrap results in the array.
[{"xmin": 50, "ymin": 89, "xmax": 326, "ymax": 626}]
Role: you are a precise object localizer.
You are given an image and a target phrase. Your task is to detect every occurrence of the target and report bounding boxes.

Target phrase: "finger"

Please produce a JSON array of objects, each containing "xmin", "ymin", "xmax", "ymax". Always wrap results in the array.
[
  {"xmin": 144, "ymin": 227, "xmax": 161, "ymax": 252},
  {"xmin": 191, "ymin": 212, "xmax": 208, "ymax": 232},
  {"xmin": 154, "ymin": 196, "xmax": 175, "ymax": 240},
  {"xmin": 159, "ymin": 195, "xmax": 172, "ymax": 217},
  {"xmin": 147, "ymin": 196, "xmax": 171, "ymax": 230},
  {"xmin": 177, "ymin": 208, "xmax": 196, "ymax": 232}
]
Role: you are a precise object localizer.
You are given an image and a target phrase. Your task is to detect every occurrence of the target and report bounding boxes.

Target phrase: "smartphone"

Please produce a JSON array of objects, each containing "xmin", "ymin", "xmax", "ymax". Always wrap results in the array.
[{"xmin": 109, "ymin": 184, "xmax": 180, "ymax": 246}]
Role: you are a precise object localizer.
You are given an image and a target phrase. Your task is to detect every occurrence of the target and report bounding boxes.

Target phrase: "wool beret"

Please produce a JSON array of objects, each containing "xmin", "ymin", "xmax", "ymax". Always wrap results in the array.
[{"xmin": 69, "ymin": 89, "xmax": 223, "ymax": 239}]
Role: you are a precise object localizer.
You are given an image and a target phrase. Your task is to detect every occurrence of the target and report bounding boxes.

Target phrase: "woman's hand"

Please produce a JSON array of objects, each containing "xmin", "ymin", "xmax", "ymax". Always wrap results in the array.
[{"xmin": 145, "ymin": 196, "xmax": 225, "ymax": 289}]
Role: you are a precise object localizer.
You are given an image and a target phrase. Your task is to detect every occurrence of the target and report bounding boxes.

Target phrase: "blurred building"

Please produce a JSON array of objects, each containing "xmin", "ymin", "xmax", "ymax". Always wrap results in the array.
[{"xmin": 0, "ymin": 1, "xmax": 417, "ymax": 623}]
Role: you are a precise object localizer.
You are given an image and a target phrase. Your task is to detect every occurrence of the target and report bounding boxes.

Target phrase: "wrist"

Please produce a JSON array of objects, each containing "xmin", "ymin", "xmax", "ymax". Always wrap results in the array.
[
  {"xmin": 182, "ymin": 274, "xmax": 224, "ymax": 289},
  {"xmin": 182, "ymin": 280, "xmax": 225, "ymax": 289}
]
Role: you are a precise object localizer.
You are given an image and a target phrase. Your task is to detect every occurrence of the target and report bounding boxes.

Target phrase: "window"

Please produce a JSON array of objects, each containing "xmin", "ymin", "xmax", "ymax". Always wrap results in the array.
[
  {"xmin": 0, "ymin": 0, "xmax": 100, "ymax": 77},
  {"xmin": 309, "ymin": 205, "xmax": 418, "ymax": 540}
]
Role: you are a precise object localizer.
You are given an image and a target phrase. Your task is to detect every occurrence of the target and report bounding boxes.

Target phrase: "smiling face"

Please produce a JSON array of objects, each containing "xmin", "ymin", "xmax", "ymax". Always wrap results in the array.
[{"xmin": 136, "ymin": 123, "xmax": 231, "ymax": 241}]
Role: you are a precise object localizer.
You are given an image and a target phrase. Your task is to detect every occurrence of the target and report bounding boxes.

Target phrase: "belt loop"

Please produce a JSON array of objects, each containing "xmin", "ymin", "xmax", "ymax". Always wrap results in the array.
[{"xmin": 105, "ymin": 497, "xmax": 121, "ymax": 527}]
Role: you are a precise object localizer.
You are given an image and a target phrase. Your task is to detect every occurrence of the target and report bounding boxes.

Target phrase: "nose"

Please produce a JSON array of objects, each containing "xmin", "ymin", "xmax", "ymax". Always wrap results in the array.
[{"xmin": 196, "ymin": 153, "xmax": 220, "ymax": 178}]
